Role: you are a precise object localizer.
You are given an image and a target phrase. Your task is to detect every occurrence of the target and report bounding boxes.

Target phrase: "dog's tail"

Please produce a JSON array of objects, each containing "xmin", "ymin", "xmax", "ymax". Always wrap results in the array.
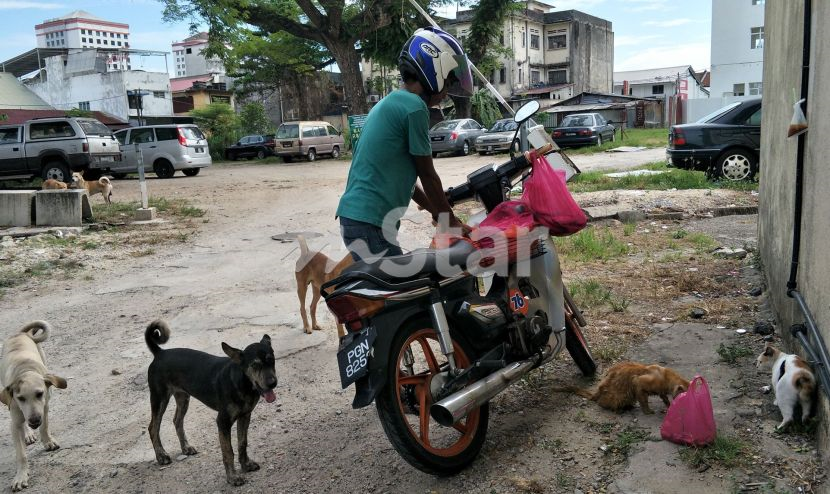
[
  {"xmin": 99, "ymin": 177, "xmax": 111, "ymax": 186},
  {"xmin": 298, "ymin": 235, "xmax": 309, "ymax": 258},
  {"xmin": 145, "ymin": 320, "xmax": 171, "ymax": 356},
  {"xmin": 20, "ymin": 321, "xmax": 50, "ymax": 343},
  {"xmin": 795, "ymin": 372, "xmax": 816, "ymax": 401},
  {"xmin": 549, "ymin": 384, "xmax": 595, "ymax": 400}
]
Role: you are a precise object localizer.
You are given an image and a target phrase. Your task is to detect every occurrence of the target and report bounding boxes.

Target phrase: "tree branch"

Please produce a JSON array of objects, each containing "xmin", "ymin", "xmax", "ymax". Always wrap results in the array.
[
  {"xmin": 294, "ymin": 0, "xmax": 325, "ymax": 28},
  {"xmin": 245, "ymin": 4, "xmax": 323, "ymax": 42}
]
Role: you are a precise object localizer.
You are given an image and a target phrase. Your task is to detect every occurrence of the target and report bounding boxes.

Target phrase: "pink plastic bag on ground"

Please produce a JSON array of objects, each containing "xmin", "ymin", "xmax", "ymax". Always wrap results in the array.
[
  {"xmin": 521, "ymin": 155, "xmax": 587, "ymax": 236},
  {"xmin": 660, "ymin": 375, "xmax": 717, "ymax": 446}
]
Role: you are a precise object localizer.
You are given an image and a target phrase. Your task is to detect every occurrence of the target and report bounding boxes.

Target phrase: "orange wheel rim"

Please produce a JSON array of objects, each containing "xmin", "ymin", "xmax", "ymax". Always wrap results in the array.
[{"xmin": 394, "ymin": 328, "xmax": 480, "ymax": 457}]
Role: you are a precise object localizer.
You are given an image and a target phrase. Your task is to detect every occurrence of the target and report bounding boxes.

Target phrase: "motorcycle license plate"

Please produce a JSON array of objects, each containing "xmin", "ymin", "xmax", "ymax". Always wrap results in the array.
[{"xmin": 337, "ymin": 326, "xmax": 376, "ymax": 388}]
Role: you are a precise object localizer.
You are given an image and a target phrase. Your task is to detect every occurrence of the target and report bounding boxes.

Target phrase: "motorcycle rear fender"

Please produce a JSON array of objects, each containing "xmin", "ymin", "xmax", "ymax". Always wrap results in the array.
[{"xmin": 350, "ymin": 305, "xmax": 432, "ymax": 409}]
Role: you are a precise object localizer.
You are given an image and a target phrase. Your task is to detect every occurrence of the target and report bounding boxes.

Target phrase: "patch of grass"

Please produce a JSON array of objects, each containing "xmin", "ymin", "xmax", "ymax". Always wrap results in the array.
[
  {"xmin": 130, "ymin": 248, "xmax": 155, "ymax": 257},
  {"xmin": 594, "ymin": 341, "xmax": 628, "ymax": 362},
  {"xmin": 24, "ymin": 261, "xmax": 52, "ymax": 277},
  {"xmin": 623, "ymin": 222, "xmax": 636, "ymax": 236},
  {"xmin": 659, "ymin": 252, "xmax": 685, "ymax": 263},
  {"xmin": 609, "ymin": 426, "xmax": 653, "ymax": 457},
  {"xmin": 716, "ymin": 343, "xmax": 754, "ymax": 365},
  {"xmin": 609, "ymin": 296, "xmax": 630, "ymax": 312},
  {"xmin": 554, "ymin": 227, "xmax": 630, "ymax": 262},
  {"xmin": 685, "ymin": 232, "xmax": 717, "ymax": 252},
  {"xmin": 92, "ymin": 197, "xmax": 205, "ymax": 223},
  {"xmin": 149, "ymin": 197, "xmax": 206, "ymax": 218},
  {"xmin": 564, "ymin": 128, "xmax": 668, "ymax": 155},
  {"xmin": 539, "ymin": 437, "xmax": 563, "ymax": 452},
  {"xmin": 81, "ymin": 240, "xmax": 99, "ymax": 250},
  {"xmin": 570, "ymin": 279, "xmax": 612, "ymax": 307},
  {"xmin": 672, "ymin": 229, "xmax": 689, "ymax": 239},
  {"xmin": 569, "ymin": 166, "xmax": 710, "ymax": 193},
  {"xmin": 555, "ymin": 472, "xmax": 576, "ymax": 490},
  {"xmin": 679, "ymin": 435, "xmax": 745, "ymax": 468}
]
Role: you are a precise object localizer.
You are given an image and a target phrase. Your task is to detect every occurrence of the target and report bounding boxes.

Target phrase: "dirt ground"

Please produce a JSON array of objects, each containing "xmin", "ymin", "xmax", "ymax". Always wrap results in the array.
[{"xmin": 0, "ymin": 151, "xmax": 823, "ymax": 493}]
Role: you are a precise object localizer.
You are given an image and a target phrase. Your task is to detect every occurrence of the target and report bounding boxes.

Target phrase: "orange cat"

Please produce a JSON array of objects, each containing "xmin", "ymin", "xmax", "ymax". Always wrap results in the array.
[{"xmin": 553, "ymin": 362, "xmax": 690, "ymax": 414}]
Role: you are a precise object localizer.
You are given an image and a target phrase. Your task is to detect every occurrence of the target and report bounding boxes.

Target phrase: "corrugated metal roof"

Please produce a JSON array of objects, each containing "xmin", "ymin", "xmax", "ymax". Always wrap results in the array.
[
  {"xmin": 0, "ymin": 73, "xmax": 52, "ymax": 110},
  {"xmin": 0, "ymin": 109, "xmax": 128, "ymax": 128},
  {"xmin": 544, "ymin": 103, "xmax": 618, "ymax": 113},
  {"xmin": 613, "ymin": 65, "xmax": 693, "ymax": 85}
]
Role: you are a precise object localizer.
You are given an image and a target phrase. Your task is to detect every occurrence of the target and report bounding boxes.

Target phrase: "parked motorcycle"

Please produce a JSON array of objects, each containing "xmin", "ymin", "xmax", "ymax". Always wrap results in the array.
[{"xmin": 322, "ymin": 101, "xmax": 596, "ymax": 475}]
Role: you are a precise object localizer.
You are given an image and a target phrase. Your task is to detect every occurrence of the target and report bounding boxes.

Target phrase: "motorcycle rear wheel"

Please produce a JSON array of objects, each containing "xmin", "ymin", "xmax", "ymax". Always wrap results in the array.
[
  {"xmin": 375, "ymin": 321, "xmax": 489, "ymax": 476},
  {"xmin": 564, "ymin": 310, "xmax": 597, "ymax": 377}
]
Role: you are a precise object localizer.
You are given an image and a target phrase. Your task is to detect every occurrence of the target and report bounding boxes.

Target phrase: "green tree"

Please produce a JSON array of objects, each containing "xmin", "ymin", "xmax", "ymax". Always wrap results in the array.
[
  {"xmin": 471, "ymin": 89, "xmax": 502, "ymax": 129},
  {"xmin": 239, "ymin": 102, "xmax": 271, "ymax": 135},
  {"xmin": 190, "ymin": 103, "xmax": 240, "ymax": 159}
]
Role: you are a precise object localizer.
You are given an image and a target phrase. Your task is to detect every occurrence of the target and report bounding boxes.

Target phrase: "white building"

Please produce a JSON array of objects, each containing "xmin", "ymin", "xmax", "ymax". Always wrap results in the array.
[
  {"xmin": 26, "ymin": 51, "xmax": 171, "ymax": 125},
  {"xmin": 710, "ymin": 0, "xmax": 765, "ymax": 97},
  {"xmin": 614, "ymin": 65, "xmax": 709, "ymax": 100},
  {"xmin": 35, "ymin": 10, "xmax": 131, "ymax": 72},
  {"xmin": 171, "ymin": 33, "xmax": 225, "ymax": 78}
]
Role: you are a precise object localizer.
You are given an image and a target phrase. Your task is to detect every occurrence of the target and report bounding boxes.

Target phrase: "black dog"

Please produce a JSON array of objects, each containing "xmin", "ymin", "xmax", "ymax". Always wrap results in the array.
[{"xmin": 144, "ymin": 320, "xmax": 277, "ymax": 486}]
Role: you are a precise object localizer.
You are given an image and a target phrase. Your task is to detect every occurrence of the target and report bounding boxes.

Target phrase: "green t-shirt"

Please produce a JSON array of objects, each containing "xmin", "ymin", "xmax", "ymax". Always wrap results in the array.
[{"xmin": 336, "ymin": 89, "xmax": 431, "ymax": 228}]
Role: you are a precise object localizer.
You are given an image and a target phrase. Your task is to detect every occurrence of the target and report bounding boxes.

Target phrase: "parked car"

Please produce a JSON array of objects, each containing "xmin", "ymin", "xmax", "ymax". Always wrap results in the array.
[
  {"xmin": 429, "ymin": 118, "xmax": 486, "ymax": 157},
  {"xmin": 475, "ymin": 118, "xmax": 543, "ymax": 155},
  {"xmin": 667, "ymin": 98, "xmax": 761, "ymax": 181},
  {"xmin": 224, "ymin": 134, "xmax": 276, "ymax": 161},
  {"xmin": 113, "ymin": 124, "xmax": 211, "ymax": 179},
  {"xmin": 274, "ymin": 121, "xmax": 344, "ymax": 162},
  {"xmin": 0, "ymin": 117, "xmax": 121, "ymax": 182},
  {"xmin": 551, "ymin": 113, "xmax": 616, "ymax": 147}
]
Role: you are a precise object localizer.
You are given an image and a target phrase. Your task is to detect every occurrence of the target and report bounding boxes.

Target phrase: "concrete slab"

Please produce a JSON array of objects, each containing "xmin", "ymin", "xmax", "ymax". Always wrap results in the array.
[
  {"xmin": 0, "ymin": 190, "xmax": 36, "ymax": 227},
  {"xmin": 135, "ymin": 207, "xmax": 156, "ymax": 221},
  {"xmin": 34, "ymin": 189, "xmax": 92, "ymax": 226}
]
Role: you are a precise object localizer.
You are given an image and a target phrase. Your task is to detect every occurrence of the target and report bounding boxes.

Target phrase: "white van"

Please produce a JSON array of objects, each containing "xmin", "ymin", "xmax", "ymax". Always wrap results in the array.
[{"xmin": 112, "ymin": 124, "xmax": 211, "ymax": 178}]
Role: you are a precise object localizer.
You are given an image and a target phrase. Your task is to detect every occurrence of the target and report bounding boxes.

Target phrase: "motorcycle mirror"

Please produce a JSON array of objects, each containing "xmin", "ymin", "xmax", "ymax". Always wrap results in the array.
[{"xmin": 514, "ymin": 100, "xmax": 540, "ymax": 125}]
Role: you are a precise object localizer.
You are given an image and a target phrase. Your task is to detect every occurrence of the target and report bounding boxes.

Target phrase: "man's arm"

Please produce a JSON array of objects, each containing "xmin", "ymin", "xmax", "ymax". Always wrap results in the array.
[{"xmin": 413, "ymin": 155, "xmax": 465, "ymax": 230}]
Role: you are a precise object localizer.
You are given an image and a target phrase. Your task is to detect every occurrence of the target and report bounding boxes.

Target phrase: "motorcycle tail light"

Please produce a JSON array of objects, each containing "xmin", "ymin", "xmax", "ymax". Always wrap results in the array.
[
  {"xmin": 325, "ymin": 294, "xmax": 386, "ymax": 327},
  {"xmin": 450, "ymin": 131, "xmax": 458, "ymax": 141}
]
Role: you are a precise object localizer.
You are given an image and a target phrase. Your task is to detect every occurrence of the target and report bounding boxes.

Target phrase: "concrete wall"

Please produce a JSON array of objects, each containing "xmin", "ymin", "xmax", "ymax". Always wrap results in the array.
[
  {"xmin": 26, "ymin": 56, "xmax": 171, "ymax": 121},
  {"xmin": 710, "ymin": 0, "xmax": 765, "ymax": 97},
  {"xmin": 758, "ymin": 0, "xmax": 830, "ymax": 461}
]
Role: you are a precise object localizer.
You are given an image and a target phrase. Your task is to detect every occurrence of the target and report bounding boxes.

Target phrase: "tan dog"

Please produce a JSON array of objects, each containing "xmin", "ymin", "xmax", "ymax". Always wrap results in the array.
[
  {"xmin": 71, "ymin": 172, "xmax": 112, "ymax": 204},
  {"xmin": 0, "ymin": 321, "xmax": 67, "ymax": 492},
  {"xmin": 295, "ymin": 235, "xmax": 354, "ymax": 337},
  {"xmin": 41, "ymin": 179, "xmax": 67, "ymax": 190},
  {"xmin": 553, "ymin": 361, "xmax": 689, "ymax": 414}
]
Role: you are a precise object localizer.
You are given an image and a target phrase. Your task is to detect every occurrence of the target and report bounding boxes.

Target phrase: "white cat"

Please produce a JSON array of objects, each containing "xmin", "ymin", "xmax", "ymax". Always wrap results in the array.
[{"xmin": 756, "ymin": 343, "xmax": 816, "ymax": 430}]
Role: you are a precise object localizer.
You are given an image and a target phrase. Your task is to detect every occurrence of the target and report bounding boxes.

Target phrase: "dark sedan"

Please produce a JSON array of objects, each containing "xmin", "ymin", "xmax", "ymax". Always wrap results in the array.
[
  {"xmin": 224, "ymin": 134, "xmax": 276, "ymax": 160},
  {"xmin": 551, "ymin": 113, "xmax": 616, "ymax": 147},
  {"xmin": 667, "ymin": 98, "xmax": 761, "ymax": 181}
]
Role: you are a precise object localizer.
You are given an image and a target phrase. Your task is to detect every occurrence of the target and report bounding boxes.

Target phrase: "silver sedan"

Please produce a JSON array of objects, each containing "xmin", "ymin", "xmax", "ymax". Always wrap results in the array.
[{"xmin": 429, "ymin": 119, "xmax": 487, "ymax": 157}]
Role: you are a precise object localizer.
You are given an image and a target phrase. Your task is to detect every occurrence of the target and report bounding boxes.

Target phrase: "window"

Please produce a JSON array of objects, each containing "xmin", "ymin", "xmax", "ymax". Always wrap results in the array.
[
  {"xmin": 488, "ymin": 70, "xmax": 495, "ymax": 84},
  {"xmin": 521, "ymin": 31, "xmax": 526, "ymax": 48},
  {"xmin": 153, "ymin": 91, "xmax": 165, "ymax": 99},
  {"xmin": 117, "ymin": 33, "xmax": 121, "ymax": 38},
  {"xmin": 748, "ymin": 82, "xmax": 763, "ymax": 95},
  {"xmin": 186, "ymin": 48, "xmax": 192, "ymax": 54},
  {"xmin": 548, "ymin": 34, "xmax": 567, "ymax": 50},
  {"xmin": 548, "ymin": 69, "xmax": 567, "ymax": 84},
  {"xmin": 733, "ymin": 83, "xmax": 746, "ymax": 96},
  {"xmin": 30, "ymin": 122, "xmax": 76, "ymax": 139},
  {"xmin": 519, "ymin": 69, "xmax": 523, "ymax": 84},
  {"xmin": 530, "ymin": 34, "xmax": 540, "ymax": 50},
  {"xmin": 117, "ymin": 42, "xmax": 122, "ymax": 46},
  {"xmin": 327, "ymin": 125, "xmax": 340, "ymax": 136},
  {"xmin": 80, "ymin": 29, "xmax": 84, "ymax": 35},
  {"xmin": 751, "ymin": 26, "xmax": 764, "ymax": 49},
  {"xmin": 302, "ymin": 126, "xmax": 315, "ymax": 138},
  {"xmin": 96, "ymin": 39, "xmax": 101, "ymax": 44},
  {"xmin": 129, "ymin": 128, "xmax": 155, "ymax": 144},
  {"xmin": 652, "ymin": 84, "xmax": 664, "ymax": 95},
  {"xmin": 78, "ymin": 101, "xmax": 90, "ymax": 111},
  {"xmin": 499, "ymin": 32, "xmax": 504, "ymax": 46},
  {"xmin": 82, "ymin": 37, "xmax": 86, "ymax": 42},
  {"xmin": 530, "ymin": 70, "xmax": 540, "ymax": 84},
  {"xmin": 0, "ymin": 127, "xmax": 21, "ymax": 144},
  {"xmin": 746, "ymin": 108, "xmax": 762, "ymax": 126},
  {"xmin": 124, "ymin": 34, "xmax": 128, "ymax": 40},
  {"xmin": 499, "ymin": 67, "xmax": 506, "ymax": 84},
  {"xmin": 155, "ymin": 128, "xmax": 178, "ymax": 141},
  {"xmin": 103, "ymin": 40, "xmax": 108, "ymax": 45},
  {"xmin": 752, "ymin": 0, "xmax": 765, "ymax": 5}
]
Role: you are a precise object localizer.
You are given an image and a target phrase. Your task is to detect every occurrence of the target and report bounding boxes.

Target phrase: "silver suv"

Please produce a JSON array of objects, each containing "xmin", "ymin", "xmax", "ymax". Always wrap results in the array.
[{"xmin": 112, "ymin": 125, "xmax": 211, "ymax": 178}]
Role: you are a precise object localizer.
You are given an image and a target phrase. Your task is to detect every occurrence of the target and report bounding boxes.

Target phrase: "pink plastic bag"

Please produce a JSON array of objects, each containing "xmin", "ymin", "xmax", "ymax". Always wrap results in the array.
[
  {"xmin": 521, "ymin": 155, "xmax": 587, "ymax": 236},
  {"xmin": 479, "ymin": 200, "xmax": 537, "ymax": 233},
  {"xmin": 660, "ymin": 375, "xmax": 717, "ymax": 446}
]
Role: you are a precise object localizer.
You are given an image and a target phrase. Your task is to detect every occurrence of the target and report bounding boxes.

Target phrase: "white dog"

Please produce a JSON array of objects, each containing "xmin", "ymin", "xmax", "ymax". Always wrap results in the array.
[
  {"xmin": 0, "ymin": 321, "xmax": 67, "ymax": 491},
  {"xmin": 756, "ymin": 342, "xmax": 815, "ymax": 430}
]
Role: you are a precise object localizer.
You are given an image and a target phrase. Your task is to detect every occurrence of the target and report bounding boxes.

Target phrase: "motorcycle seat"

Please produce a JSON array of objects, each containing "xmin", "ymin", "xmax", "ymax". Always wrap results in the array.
[{"xmin": 342, "ymin": 240, "xmax": 476, "ymax": 285}]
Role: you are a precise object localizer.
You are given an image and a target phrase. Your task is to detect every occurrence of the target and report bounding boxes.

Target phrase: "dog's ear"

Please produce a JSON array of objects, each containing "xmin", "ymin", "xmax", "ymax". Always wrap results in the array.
[
  {"xmin": 261, "ymin": 334, "xmax": 272, "ymax": 347},
  {"xmin": 0, "ymin": 386, "xmax": 11, "ymax": 407},
  {"xmin": 222, "ymin": 342, "xmax": 243, "ymax": 364},
  {"xmin": 44, "ymin": 374, "xmax": 67, "ymax": 390},
  {"xmin": 763, "ymin": 345, "xmax": 775, "ymax": 356}
]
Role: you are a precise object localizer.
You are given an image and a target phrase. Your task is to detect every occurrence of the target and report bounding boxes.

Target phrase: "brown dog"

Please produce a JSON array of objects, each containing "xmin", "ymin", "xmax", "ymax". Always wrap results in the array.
[
  {"xmin": 295, "ymin": 235, "xmax": 353, "ymax": 337},
  {"xmin": 553, "ymin": 361, "xmax": 690, "ymax": 414},
  {"xmin": 41, "ymin": 179, "xmax": 68, "ymax": 190},
  {"xmin": 71, "ymin": 172, "xmax": 112, "ymax": 204}
]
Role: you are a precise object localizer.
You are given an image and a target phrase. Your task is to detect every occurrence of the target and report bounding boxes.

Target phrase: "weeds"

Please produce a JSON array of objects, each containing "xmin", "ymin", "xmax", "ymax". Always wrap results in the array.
[
  {"xmin": 608, "ymin": 426, "xmax": 653, "ymax": 458},
  {"xmin": 685, "ymin": 232, "xmax": 717, "ymax": 252},
  {"xmin": 92, "ymin": 197, "xmax": 205, "ymax": 223},
  {"xmin": 555, "ymin": 472, "xmax": 576, "ymax": 489},
  {"xmin": 594, "ymin": 341, "xmax": 628, "ymax": 362},
  {"xmin": 623, "ymin": 223, "xmax": 636, "ymax": 236},
  {"xmin": 570, "ymin": 279, "xmax": 612, "ymax": 307},
  {"xmin": 130, "ymin": 248, "xmax": 156, "ymax": 257},
  {"xmin": 716, "ymin": 343, "xmax": 754, "ymax": 365},
  {"xmin": 555, "ymin": 227, "xmax": 630, "ymax": 262},
  {"xmin": 679, "ymin": 435, "xmax": 745, "ymax": 468},
  {"xmin": 569, "ymin": 166, "xmax": 710, "ymax": 193},
  {"xmin": 609, "ymin": 296, "xmax": 630, "ymax": 312},
  {"xmin": 563, "ymin": 128, "xmax": 668, "ymax": 155},
  {"xmin": 672, "ymin": 229, "xmax": 689, "ymax": 239}
]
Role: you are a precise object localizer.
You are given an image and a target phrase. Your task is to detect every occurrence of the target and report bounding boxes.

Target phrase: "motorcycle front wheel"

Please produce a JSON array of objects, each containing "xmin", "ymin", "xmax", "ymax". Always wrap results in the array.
[
  {"xmin": 375, "ymin": 320, "xmax": 489, "ymax": 476},
  {"xmin": 564, "ymin": 310, "xmax": 597, "ymax": 377}
]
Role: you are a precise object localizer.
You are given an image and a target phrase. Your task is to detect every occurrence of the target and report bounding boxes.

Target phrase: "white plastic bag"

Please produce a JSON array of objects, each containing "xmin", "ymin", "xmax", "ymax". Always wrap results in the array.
[{"xmin": 788, "ymin": 98, "xmax": 808, "ymax": 138}]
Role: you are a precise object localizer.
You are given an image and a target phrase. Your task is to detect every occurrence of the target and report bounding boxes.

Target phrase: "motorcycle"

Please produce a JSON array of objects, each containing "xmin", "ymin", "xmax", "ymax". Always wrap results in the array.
[{"xmin": 321, "ymin": 101, "xmax": 596, "ymax": 475}]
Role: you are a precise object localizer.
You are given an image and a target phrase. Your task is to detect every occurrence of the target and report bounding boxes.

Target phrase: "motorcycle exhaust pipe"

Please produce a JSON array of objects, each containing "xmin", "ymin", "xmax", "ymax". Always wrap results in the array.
[{"xmin": 430, "ymin": 330, "xmax": 564, "ymax": 427}]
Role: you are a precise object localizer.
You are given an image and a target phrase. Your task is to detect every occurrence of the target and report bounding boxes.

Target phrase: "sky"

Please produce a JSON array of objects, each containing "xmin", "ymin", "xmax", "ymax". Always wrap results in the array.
[{"xmin": 0, "ymin": 0, "xmax": 712, "ymax": 76}]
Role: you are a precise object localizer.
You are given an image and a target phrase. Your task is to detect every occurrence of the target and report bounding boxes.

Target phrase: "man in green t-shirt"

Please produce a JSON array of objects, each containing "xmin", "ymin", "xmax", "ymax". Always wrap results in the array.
[{"xmin": 336, "ymin": 27, "xmax": 473, "ymax": 261}]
